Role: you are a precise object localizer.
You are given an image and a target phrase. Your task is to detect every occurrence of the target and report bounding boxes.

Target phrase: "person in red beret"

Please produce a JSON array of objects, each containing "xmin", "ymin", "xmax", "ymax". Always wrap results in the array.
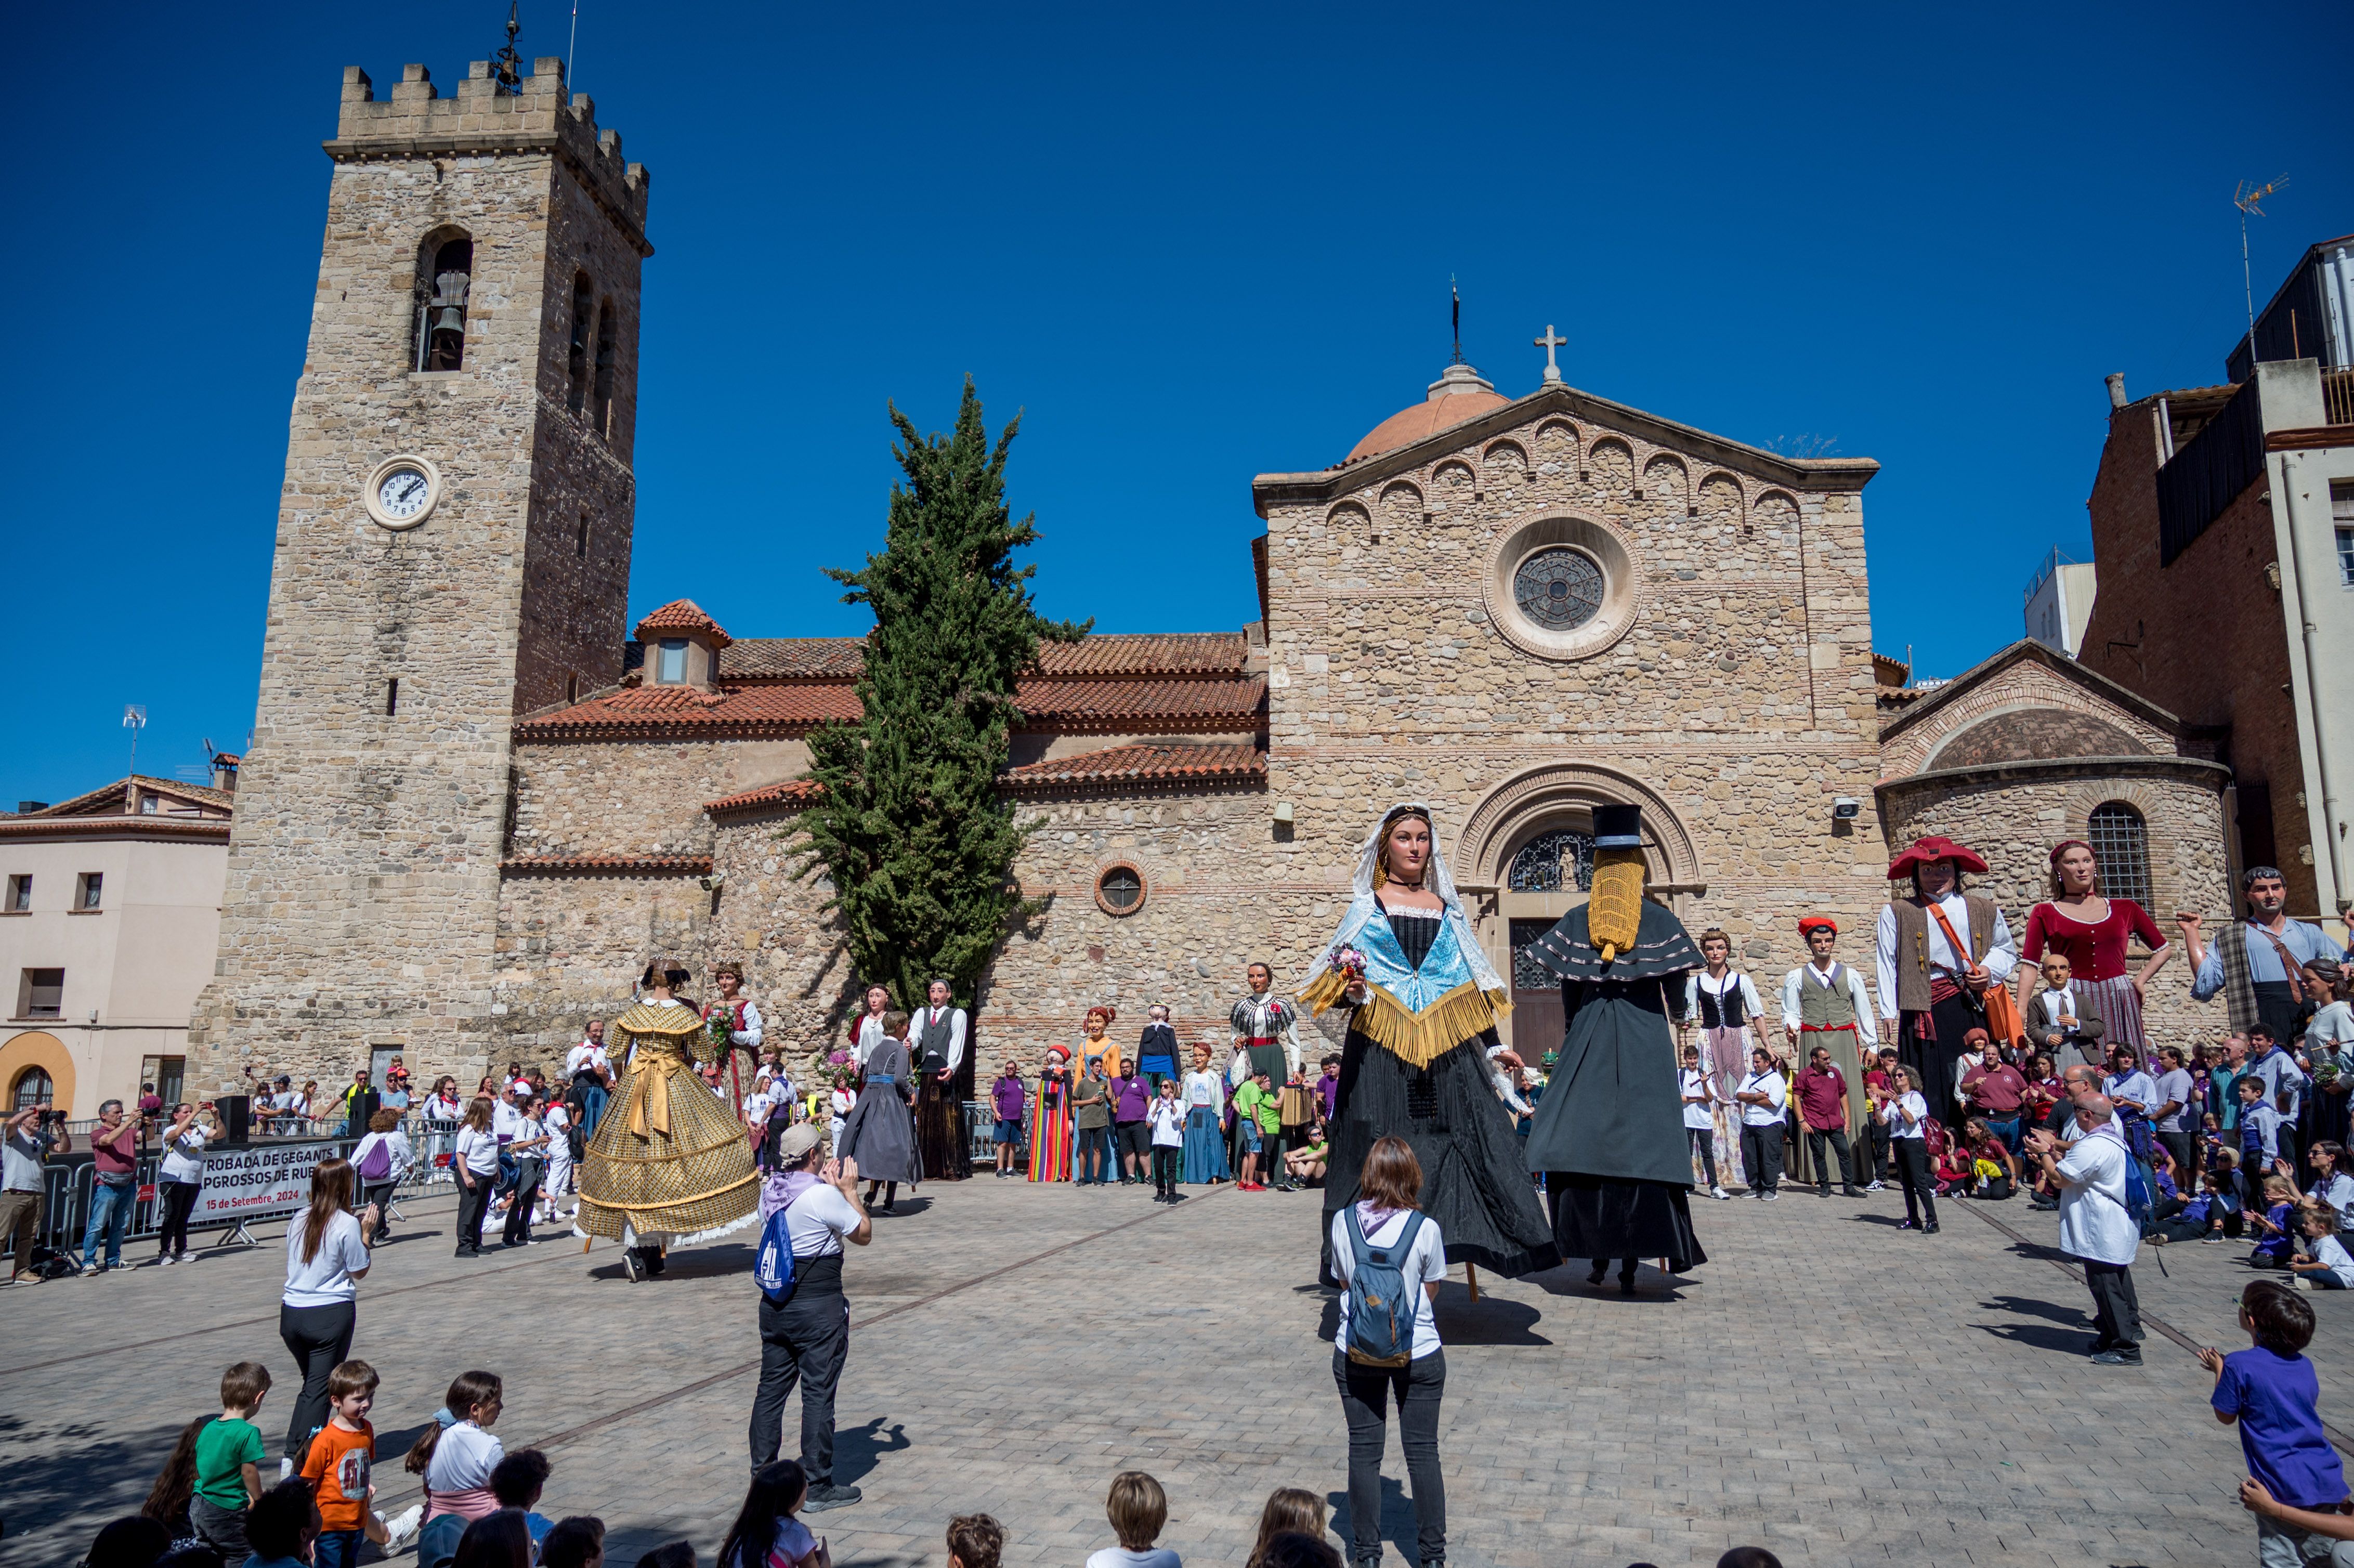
[{"xmin": 1875, "ymin": 837, "xmax": 2019, "ymax": 1131}]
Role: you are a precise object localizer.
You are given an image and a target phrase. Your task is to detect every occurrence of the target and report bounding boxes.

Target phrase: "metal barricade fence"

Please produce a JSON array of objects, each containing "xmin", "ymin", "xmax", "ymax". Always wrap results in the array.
[{"xmin": 1, "ymin": 1115, "xmax": 450, "ymax": 1269}]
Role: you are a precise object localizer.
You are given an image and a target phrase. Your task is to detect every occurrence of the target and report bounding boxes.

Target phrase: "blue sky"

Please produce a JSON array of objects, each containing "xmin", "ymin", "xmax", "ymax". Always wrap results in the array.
[{"xmin": 4, "ymin": 1, "xmax": 2348, "ymax": 807}]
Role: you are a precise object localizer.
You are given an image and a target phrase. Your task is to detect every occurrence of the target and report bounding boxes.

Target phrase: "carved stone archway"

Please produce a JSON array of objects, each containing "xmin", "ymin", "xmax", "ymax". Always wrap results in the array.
[{"xmin": 1453, "ymin": 763, "xmax": 1704, "ymax": 1050}]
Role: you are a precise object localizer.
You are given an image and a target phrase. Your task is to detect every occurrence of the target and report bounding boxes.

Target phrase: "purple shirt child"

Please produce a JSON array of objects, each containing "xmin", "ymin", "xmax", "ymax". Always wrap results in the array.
[
  {"xmin": 1317, "ymin": 1070, "xmax": 1339, "ymax": 1121},
  {"xmin": 991, "ymin": 1074, "xmax": 1028, "ymax": 1122},
  {"xmin": 2214, "ymin": 1345, "xmax": 2348, "ymax": 1508}
]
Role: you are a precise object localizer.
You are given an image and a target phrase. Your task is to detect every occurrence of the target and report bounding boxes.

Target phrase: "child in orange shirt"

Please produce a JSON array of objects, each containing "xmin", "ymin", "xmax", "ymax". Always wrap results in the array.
[{"xmin": 300, "ymin": 1360, "xmax": 409, "ymax": 1567}]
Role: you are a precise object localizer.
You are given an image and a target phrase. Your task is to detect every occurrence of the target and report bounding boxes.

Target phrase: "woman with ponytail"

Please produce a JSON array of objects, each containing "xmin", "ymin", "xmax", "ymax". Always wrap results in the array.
[{"xmin": 278, "ymin": 1157, "xmax": 372, "ymax": 1470}]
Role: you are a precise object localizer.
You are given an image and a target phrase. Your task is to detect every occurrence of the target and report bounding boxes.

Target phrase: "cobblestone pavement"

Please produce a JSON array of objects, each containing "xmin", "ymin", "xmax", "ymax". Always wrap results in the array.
[{"xmin": 3, "ymin": 1171, "xmax": 2348, "ymax": 1568}]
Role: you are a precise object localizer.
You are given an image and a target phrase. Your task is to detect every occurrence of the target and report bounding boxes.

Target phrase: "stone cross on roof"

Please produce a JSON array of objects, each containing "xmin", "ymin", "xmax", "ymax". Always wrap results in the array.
[{"xmin": 1534, "ymin": 324, "xmax": 1566, "ymax": 386}]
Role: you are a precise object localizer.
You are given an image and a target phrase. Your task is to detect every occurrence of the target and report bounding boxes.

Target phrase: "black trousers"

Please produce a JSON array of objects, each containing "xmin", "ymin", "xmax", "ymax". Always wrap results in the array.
[
  {"xmin": 1686, "ymin": 1128, "xmax": 1718, "ymax": 1186},
  {"xmin": 1152, "ymin": 1146, "xmax": 1179, "ymax": 1193},
  {"xmin": 1335, "ymin": 1349, "xmax": 1445, "ymax": 1563},
  {"xmin": 1806, "ymin": 1127, "xmax": 1856, "ymax": 1190},
  {"xmin": 503, "ymin": 1159, "xmax": 542, "ymax": 1246},
  {"xmin": 1891, "ymin": 1137, "xmax": 1938, "ymax": 1226},
  {"xmin": 751, "ymin": 1263, "xmax": 849, "ymax": 1482},
  {"xmin": 279, "ymin": 1299, "xmax": 357, "ymax": 1461},
  {"xmin": 2083, "ymin": 1258, "xmax": 2142, "ymax": 1354},
  {"xmin": 1862, "ymin": 1117, "xmax": 1892, "ymax": 1181},
  {"xmin": 454, "ymin": 1171, "xmax": 493, "ymax": 1255},
  {"xmin": 361, "ymin": 1182, "xmax": 398, "ymax": 1240},
  {"xmin": 156, "ymin": 1181, "xmax": 200, "ymax": 1257},
  {"xmin": 1739, "ymin": 1123, "xmax": 1783, "ymax": 1193}
]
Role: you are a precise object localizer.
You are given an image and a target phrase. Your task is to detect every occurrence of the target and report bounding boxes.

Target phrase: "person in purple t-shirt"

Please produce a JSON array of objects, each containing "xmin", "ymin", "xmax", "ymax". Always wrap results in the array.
[
  {"xmin": 989, "ymin": 1061, "xmax": 1028, "ymax": 1179},
  {"xmin": 2202, "ymin": 1279, "xmax": 2351, "ymax": 1562},
  {"xmin": 1111, "ymin": 1071, "xmax": 1153, "ymax": 1185},
  {"xmin": 1316, "ymin": 1055, "xmax": 1341, "ymax": 1122}
]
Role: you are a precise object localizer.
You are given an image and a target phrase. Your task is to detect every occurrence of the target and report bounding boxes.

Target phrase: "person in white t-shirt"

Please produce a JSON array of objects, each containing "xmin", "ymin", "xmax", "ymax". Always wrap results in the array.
[
  {"xmin": 1328, "ymin": 1135, "xmax": 1448, "ymax": 1568},
  {"xmin": 1084, "ymin": 1471, "xmax": 1181, "ymax": 1568},
  {"xmin": 2288, "ymin": 1205, "xmax": 2354, "ymax": 1289},
  {"xmin": 278, "ymin": 1157, "xmax": 374, "ymax": 1469},
  {"xmin": 540, "ymin": 1099, "xmax": 576, "ymax": 1223},
  {"xmin": 1875, "ymin": 1064, "xmax": 1940, "ymax": 1234},
  {"xmin": 2026, "ymin": 1094, "xmax": 2142, "ymax": 1364},
  {"xmin": 1733, "ymin": 1047, "xmax": 1788, "ymax": 1200},
  {"xmin": 451, "ymin": 1098, "xmax": 501, "ymax": 1259},
  {"xmin": 154, "ymin": 1103, "xmax": 212, "ymax": 1265},
  {"xmin": 1678, "ymin": 1043, "xmax": 1730, "ymax": 1201},
  {"xmin": 750, "ymin": 1123, "xmax": 872, "ymax": 1513}
]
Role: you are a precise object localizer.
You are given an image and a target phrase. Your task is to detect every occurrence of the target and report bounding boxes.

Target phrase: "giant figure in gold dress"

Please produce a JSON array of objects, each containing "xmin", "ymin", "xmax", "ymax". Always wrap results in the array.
[{"xmin": 577, "ymin": 961, "xmax": 760, "ymax": 1280}]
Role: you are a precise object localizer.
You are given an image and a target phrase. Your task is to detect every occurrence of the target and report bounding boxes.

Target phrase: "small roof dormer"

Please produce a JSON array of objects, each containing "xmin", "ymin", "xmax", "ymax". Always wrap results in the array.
[{"xmin": 635, "ymin": 599, "xmax": 732, "ymax": 690}]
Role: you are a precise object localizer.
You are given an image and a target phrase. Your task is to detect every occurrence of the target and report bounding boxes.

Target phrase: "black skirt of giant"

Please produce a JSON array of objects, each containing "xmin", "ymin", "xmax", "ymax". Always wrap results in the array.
[
  {"xmin": 1520, "ymin": 900, "xmax": 1708, "ymax": 1271},
  {"xmin": 1318, "ymin": 903, "xmax": 1560, "ymax": 1286},
  {"xmin": 839, "ymin": 1040, "xmax": 921, "ymax": 1184}
]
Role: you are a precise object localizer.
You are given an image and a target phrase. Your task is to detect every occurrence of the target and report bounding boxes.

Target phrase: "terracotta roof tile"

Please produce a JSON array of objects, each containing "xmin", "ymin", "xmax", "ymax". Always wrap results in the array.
[
  {"xmin": 1002, "ymin": 743, "xmax": 1266, "ymax": 792},
  {"xmin": 515, "ymin": 683, "xmax": 862, "ymax": 740},
  {"xmin": 502, "ymin": 855, "xmax": 714, "ymax": 877},
  {"xmin": 716, "ymin": 631, "xmax": 1250, "ymax": 683},
  {"xmin": 1015, "ymin": 677, "xmax": 1265, "ymax": 729},
  {"xmin": 705, "ymin": 778, "xmax": 824, "ymax": 817},
  {"xmin": 721, "ymin": 638, "xmax": 867, "ymax": 678},
  {"xmin": 634, "ymin": 599, "xmax": 733, "ymax": 647}
]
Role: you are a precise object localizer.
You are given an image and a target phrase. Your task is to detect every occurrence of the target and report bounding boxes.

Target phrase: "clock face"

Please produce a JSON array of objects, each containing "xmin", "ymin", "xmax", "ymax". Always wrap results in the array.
[{"xmin": 376, "ymin": 466, "xmax": 431, "ymax": 520}]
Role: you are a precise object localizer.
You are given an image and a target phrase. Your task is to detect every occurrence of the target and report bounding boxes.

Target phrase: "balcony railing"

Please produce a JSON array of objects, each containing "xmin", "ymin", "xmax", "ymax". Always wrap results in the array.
[{"xmin": 2326, "ymin": 367, "xmax": 2354, "ymax": 428}]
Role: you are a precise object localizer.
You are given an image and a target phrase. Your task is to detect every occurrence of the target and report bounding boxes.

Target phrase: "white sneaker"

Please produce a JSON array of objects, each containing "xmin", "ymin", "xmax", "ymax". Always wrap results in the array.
[
  {"xmin": 1709, "ymin": 1185, "xmax": 1731, "ymax": 1200},
  {"xmin": 1760, "ymin": 1191, "xmax": 1780, "ymax": 1202},
  {"xmin": 156, "ymin": 1254, "xmax": 176, "ymax": 1267},
  {"xmin": 382, "ymin": 1503, "xmax": 424, "ymax": 1552},
  {"xmin": 278, "ymin": 1456, "xmax": 294, "ymax": 1482},
  {"xmin": 1865, "ymin": 1180, "xmax": 1887, "ymax": 1192}
]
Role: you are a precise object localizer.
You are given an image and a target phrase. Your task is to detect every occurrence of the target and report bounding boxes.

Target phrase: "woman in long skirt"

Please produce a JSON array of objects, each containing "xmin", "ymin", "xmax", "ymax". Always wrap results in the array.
[
  {"xmin": 2017, "ymin": 839, "xmax": 2173, "ymax": 1061},
  {"xmin": 1180, "ymin": 1043, "xmax": 1232, "ymax": 1184},
  {"xmin": 836, "ymin": 1011, "xmax": 920, "ymax": 1212}
]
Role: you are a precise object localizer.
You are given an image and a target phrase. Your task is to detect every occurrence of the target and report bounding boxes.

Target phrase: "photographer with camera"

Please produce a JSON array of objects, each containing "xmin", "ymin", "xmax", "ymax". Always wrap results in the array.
[
  {"xmin": 81, "ymin": 1098, "xmax": 142, "ymax": 1274},
  {"xmin": 4, "ymin": 1100, "xmax": 70, "ymax": 1286}
]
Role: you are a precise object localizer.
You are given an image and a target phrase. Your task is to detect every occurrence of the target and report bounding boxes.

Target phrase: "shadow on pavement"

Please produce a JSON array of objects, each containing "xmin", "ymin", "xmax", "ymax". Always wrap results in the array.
[
  {"xmin": 0, "ymin": 1408, "xmax": 189, "ymax": 1563},
  {"xmin": 835, "ymin": 1417, "xmax": 911, "ymax": 1485}
]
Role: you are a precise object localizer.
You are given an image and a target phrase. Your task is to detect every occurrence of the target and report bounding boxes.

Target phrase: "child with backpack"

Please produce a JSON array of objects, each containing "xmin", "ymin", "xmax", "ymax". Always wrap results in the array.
[
  {"xmin": 1327, "ymin": 1135, "xmax": 1447, "ymax": 1568},
  {"xmin": 349, "ymin": 1110, "xmax": 411, "ymax": 1246}
]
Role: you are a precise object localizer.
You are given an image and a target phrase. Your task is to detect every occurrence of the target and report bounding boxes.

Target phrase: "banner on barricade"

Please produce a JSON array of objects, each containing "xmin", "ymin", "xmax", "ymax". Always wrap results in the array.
[{"xmin": 193, "ymin": 1141, "xmax": 342, "ymax": 1223}]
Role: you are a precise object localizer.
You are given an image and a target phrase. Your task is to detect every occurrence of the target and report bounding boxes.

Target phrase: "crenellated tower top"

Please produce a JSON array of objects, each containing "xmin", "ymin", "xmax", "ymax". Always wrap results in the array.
[{"xmin": 325, "ymin": 57, "xmax": 651, "ymax": 256}]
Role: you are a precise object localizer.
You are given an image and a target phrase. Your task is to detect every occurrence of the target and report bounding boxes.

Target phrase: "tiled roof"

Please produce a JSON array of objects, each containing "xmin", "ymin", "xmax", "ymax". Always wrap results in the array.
[
  {"xmin": 721, "ymin": 638, "xmax": 867, "ymax": 679},
  {"xmin": 1002, "ymin": 743, "xmax": 1267, "ymax": 792},
  {"xmin": 502, "ymin": 855, "xmax": 714, "ymax": 877},
  {"xmin": 1015, "ymin": 677, "xmax": 1265, "ymax": 729},
  {"xmin": 634, "ymin": 599, "xmax": 733, "ymax": 647},
  {"xmin": 0, "ymin": 813, "xmax": 231, "ymax": 841},
  {"xmin": 514, "ymin": 682, "xmax": 864, "ymax": 739},
  {"xmin": 23, "ymin": 775, "xmax": 235, "ymax": 820},
  {"xmin": 704, "ymin": 778, "xmax": 824, "ymax": 817},
  {"xmin": 717, "ymin": 631, "xmax": 1251, "ymax": 683}
]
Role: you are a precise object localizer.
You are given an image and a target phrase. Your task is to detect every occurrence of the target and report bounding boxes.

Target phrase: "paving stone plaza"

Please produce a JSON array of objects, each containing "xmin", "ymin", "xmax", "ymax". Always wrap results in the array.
[{"xmin": 7, "ymin": 1177, "xmax": 2350, "ymax": 1568}]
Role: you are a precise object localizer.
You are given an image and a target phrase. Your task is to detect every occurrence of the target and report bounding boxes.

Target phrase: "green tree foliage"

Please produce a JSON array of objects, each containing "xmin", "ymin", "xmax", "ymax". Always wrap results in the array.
[{"xmin": 794, "ymin": 379, "xmax": 1087, "ymax": 1022}]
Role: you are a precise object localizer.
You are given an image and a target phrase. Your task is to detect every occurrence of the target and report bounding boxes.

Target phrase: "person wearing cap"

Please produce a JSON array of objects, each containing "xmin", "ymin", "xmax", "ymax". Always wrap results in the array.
[
  {"xmin": 748, "ymin": 1122, "xmax": 870, "ymax": 1512},
  {"xmin": 1780, "ymin": 916, "xmax": 1876, "ymax": 1191},
  {"xmin": 1876, "ymin": 836, "xmax": 2018, "ymax": 1132}
]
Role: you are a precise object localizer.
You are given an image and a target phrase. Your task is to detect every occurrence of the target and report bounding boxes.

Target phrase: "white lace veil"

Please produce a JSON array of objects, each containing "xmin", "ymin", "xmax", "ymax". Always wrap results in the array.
[{"xmin": 1305, "ymin": 801, "xmax": 1507, "ymax": 997}]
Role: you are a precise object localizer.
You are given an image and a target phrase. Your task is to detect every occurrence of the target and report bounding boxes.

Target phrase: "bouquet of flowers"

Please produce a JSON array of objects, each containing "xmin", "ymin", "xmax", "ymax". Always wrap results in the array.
[
  {"xmin": 1326, "ymin": 944, "xmax": 1367, "ymax": 983},
  {"xmin": 706, "ymin": 1008, "xmax": 734, "ymax": 1049}
]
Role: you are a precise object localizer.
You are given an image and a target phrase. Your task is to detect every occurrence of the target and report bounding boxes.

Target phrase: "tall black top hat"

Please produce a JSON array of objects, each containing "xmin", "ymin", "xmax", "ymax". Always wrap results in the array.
[{"xmin": 1592, "ymin": 803, "xmax": 1644, "ymax": 850}]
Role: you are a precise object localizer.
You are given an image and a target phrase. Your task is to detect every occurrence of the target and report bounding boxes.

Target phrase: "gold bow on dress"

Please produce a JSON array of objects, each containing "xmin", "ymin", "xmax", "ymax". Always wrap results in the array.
[{"xmin": 624, "ymin": 1047, "xmax": 678, "ymax": 1139}]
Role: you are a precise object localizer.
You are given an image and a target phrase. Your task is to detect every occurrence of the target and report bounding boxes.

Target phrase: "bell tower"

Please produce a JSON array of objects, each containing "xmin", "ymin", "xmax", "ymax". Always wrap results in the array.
[{"xmin": 188, "ymin": 43, "xmax": 651, "ymax": 1091}]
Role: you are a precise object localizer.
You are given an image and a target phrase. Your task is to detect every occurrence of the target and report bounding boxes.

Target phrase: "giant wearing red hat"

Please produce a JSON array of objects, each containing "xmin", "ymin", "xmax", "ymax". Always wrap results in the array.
[{"xmin": 1873, "ymin": 837, "xmax": 2019, "ymax": 1135}]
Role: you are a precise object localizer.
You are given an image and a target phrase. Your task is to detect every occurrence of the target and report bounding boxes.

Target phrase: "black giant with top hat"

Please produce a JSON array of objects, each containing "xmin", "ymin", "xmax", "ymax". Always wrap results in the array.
[{"xmin": 1592, "ymin": 803, "xmax": 1643, "ymax": 849}]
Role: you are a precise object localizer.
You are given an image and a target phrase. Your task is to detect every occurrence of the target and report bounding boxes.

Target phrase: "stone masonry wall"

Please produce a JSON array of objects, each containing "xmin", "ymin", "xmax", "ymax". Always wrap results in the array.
[
  {"xmin": 188, "ymin": 58, "xmax": 647, "ymax": 1096},
  {"xmin": 1879, "ymin": 760, "xmax": 2234, "ymax": 1055},
  {"xmin": 1880, "ymin": 655, "xmax": 2177, "ymax": 779},
  {"xmin": 1258, "ymin": 406, "xmax": 1892, "ymax": 1048},
  {"xmin": 508, "ymin": 738, "xmax": 810, "ymax": 860}
]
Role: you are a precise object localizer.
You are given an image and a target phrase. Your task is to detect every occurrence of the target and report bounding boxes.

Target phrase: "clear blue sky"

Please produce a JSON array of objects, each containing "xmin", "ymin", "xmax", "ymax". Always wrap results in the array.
[{"xmin": 5, "ymin": 1, "xmax": 2348, "ymax": 808}]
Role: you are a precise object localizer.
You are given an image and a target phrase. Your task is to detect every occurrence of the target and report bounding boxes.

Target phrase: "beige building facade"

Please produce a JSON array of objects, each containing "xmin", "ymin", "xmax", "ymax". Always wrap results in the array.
[
  {"xmin": 2, "ymin": 777, "xmax": 233, "ymax": 1117},
  {"xmin": 187, "ymin": 47, "xmax": 2251, "ymax": 1099}
]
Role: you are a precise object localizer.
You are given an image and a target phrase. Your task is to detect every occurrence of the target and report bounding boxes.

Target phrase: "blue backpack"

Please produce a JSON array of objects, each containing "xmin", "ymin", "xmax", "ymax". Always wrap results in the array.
[
  {"xmin": 753, "ymin": 1201, "xmax": 799, "ymax": 1304},
  {"xmin": 1342, "ymin": 1207, "xmax": 1426, "ymax": 1367}
]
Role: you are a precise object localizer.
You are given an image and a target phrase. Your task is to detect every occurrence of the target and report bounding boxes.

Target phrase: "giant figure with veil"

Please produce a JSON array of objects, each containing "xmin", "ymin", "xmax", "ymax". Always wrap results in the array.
[{"xmin": 1299, "ymin": 803, "xmax": 1559, "ymax": 1283}]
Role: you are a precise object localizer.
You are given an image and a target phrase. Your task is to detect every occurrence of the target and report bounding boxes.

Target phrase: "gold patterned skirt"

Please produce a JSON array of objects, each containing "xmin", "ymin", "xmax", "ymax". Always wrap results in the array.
[{"xmin": 575, "ymin": 1048, "xmax": 760, "ymax": 1247}]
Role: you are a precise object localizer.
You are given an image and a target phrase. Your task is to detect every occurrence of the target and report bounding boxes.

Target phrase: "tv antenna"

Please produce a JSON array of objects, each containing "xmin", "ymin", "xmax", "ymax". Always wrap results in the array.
[
  {"xmin": 123, "ymin": 704, "xmax": 148, "ymax": 777},
  {"xmin": 2234, "ymin": 175, "xmax": 2287, "ymax": 366}
]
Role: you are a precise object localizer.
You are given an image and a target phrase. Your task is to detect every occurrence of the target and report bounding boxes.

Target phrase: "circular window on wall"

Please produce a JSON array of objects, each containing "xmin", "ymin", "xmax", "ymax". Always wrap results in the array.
[
  {"xmin": 1513, "ymin": 548, "xmax": 1604, "ymax": 630},
  {"xmin": 1482, "ymin": 516, "xmax": 1642, "ymax": 661},
  {"xmin": 1095, "ymin": 863, "xmax": 1146, "ymax": 917}
]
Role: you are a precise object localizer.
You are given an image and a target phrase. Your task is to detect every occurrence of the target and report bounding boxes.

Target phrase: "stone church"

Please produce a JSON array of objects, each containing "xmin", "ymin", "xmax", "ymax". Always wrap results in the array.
[{"xmin": 186, "ymin": 50, "xmax": 2235, "ymax": 1097}]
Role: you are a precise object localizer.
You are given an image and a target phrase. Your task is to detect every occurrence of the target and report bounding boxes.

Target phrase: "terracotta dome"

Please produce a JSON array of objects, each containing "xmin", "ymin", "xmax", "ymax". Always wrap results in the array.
[{"xmin": 1346, "ymin": 362, "xmax": 1509, "ymax": 463}]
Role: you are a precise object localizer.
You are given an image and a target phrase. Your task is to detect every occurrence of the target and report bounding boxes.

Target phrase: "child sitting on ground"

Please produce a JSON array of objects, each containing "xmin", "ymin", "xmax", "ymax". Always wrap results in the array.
[
  {"xmin": 1246, "ymin": 1488, "xmax": 1329, "ymax": 1568},
  {"xmin": 2247, "ymin": 1174, "xmax": 2301, "ymax": 1269},
  {"xmin": 715, "ymin": 1458, "xmax": 826, "ymax": 1568},
  {"xmin": 244, "ymin": 1479, "xmax": 325, "ymax": 1568},
  {"xmin": 2287, "ymin": 1205, "xmax": 2354, "ymax": 1291},
  {"xmin": 946, "ymin": 1513, "xmax": 1004, "ymax": 1568},
  {"xmin": 489, "ymin": 1448, "xmax": 558, "ymax": 1552},
  {"xmin": 1087, "ymin": 1470, "xmax": 1180, "ymax": 1568},
  {"xmin": 190, "ymin": 1361, "xmax": 273, "ymax": 1562},
  {"xmin": 2200, "ymin": 1280, "xmax": 2352, "ymax": 1561}
]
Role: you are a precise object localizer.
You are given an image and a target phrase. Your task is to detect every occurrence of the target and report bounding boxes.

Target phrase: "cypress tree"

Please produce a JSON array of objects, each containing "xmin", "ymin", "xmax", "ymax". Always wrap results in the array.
[{"xmin": 794, "ymin": 378, "xmax": 1086, "ymax": 1037}]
